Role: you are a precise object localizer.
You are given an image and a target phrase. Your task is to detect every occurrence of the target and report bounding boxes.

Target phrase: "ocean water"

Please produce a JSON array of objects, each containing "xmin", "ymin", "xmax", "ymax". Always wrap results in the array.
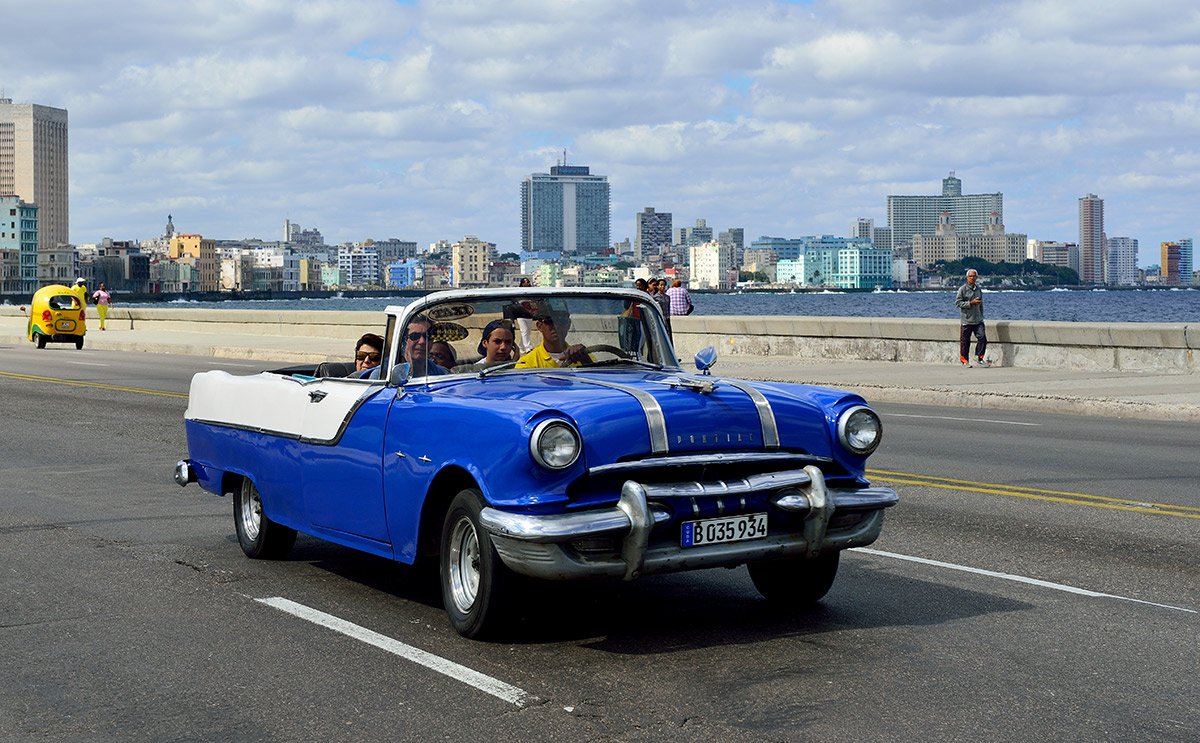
[{"xmin": 109, "ymin": 287, "xmax": 1200, "ymax": 324}]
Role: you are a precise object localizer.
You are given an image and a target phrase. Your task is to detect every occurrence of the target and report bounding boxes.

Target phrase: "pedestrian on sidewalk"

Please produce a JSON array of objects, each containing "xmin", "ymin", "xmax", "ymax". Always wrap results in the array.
[
  {"xmin": 91, "ymin": 282, "xmax": 112, "ymax": 330},
  {"xmin": 651, "ymin": 278, "xmax": 673, "ymax": 342},
  {"xmin": 666, "ymin": 280, "xmax": 694, "ymax": 318},
  {"xmin": 955, "ymin": 268, "xmax": 988, "ymax": 367}
]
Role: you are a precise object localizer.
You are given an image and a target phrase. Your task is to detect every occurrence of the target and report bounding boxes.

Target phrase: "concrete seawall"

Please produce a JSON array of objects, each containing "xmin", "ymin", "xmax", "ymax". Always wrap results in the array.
[{"xmin": 1, "ymin": 306, "xmax": 1194, "ymax": 373}]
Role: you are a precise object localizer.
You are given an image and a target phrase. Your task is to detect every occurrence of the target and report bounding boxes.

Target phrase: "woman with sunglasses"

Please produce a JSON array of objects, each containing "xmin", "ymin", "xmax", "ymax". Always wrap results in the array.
[{"xmin": 353, "ymin": 333, "xmax": 384, "ymax": 377}]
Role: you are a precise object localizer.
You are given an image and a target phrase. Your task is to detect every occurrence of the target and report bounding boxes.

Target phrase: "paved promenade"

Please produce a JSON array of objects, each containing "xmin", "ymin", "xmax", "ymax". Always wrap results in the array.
[{"xmin": 2, "ymin": 313, "xmax": 1197, "ymax": 421}]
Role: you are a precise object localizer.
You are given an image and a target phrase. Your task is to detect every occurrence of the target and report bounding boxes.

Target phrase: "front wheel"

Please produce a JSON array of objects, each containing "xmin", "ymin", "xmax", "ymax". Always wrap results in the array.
[
  {"xmin": 233, "ymin": 478, "xmax": 296, "ymax": 559},
  {"xmin": 748, "ymin": 550, "xmax": 840, "ymax": 607},
  {"xmin": 440, "ymin": 489, "xmax": 514, "ymax": 639}
]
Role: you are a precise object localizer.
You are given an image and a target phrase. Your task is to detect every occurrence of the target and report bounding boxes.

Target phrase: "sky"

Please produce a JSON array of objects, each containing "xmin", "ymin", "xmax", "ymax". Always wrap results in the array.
[{"xmin": 4, "ymin": 0, "xmax": 1198, "ymax": 267}]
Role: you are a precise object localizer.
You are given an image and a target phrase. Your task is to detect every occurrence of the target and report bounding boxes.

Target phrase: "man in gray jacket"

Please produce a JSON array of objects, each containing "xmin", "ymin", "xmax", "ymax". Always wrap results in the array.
[{"xmin": 955, "ymin": 269, "xmax": 988, "ymax": 366}]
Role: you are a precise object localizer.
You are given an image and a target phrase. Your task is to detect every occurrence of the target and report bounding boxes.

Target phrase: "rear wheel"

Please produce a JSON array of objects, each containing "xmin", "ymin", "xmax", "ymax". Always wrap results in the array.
[
  {"xmin": 75, "ymin": 336, "xmax": 84, "ymax": 350},
  {"xmin": 35, "ymin": 334, "xmax": 46, "ymax": 349},
  {"xmin": 749, "ymin": 551, "xmax": 840, "ymax": 607},
  {"xmin": 233, "ymin": 478, "xmax": 296, "ymax": 559},
  {"xmin": 440, "ymin": 488, "xmax": 514, "ymax": 639}
]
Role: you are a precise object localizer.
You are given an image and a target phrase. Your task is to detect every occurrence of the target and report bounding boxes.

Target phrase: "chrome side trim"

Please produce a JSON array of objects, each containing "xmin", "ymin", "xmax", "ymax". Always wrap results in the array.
[
  {"xmin": 720, "ymin": 379, "xmax": 780, "ymax": 448},
  {"xmin": 539, "ymin": 373, "xmax": 670, "ymax": 454}
]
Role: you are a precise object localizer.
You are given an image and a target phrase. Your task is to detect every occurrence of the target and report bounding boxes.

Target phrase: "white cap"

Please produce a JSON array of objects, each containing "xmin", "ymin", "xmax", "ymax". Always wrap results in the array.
[{"xmin": 75, "ymin": 277, "xmax": 85, "ymax": 284}]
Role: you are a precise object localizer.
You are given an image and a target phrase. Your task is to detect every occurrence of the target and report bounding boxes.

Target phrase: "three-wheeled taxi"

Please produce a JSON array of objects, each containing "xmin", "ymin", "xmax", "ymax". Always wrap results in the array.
[{"xmin": 23, "ymin": 284, "xmax": 87, "ymax": 349}]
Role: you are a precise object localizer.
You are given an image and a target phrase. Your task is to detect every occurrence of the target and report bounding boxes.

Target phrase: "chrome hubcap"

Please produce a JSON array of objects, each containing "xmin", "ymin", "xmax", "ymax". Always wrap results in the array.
[
  {"xmin": 240, "ymin": 483, "xmax": 262, "ymax": 541},
  {"xmin": 448, "ymin": 517, "xmax": 480, "ymax": 614}
]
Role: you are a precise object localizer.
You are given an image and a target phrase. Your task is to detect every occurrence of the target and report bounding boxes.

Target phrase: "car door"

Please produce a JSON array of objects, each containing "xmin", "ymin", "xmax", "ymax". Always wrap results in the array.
[{"xmin": 299, "ymin": 378, "xmax": 395, "ymax": 553}]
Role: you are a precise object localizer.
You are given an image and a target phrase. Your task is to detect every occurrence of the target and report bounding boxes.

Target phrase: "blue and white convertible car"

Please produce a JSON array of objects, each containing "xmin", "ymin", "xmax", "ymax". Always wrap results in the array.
[{"xmin": 175, "ymin": 288, "xmax": 898, "ymax": 638}]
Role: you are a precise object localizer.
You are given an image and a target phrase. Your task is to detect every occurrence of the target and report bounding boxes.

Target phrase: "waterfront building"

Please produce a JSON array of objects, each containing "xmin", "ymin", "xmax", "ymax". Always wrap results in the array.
[
  {"xmin": 170, "ymin": 234, "xmax": 219, "ymax": 291},
  {"xmin": 387, "ymin": 257, "xmax": 424, "ymax": 288},
  {"xmin": 1178, "ymin": 238, "xmax": 1194, "ymax": 286},
  {"xmin": 891, "ymin": 259, "xmax": 916, "ymax": 287},
  {"xmin": 911, "ymin": 211, "xmax": 1026, "ymax": 268},
  {"xmin": 152, "ymin": 254, "xmax": 195, "ymax": 293},
  {"xmin": 521, "ymin": 164, "xmax": 610, "ymax": 254},
  {"xmin": 0, "ymin": 195, "xmax": 37, "ymax": 293},
  {"xmin": 337, "ymin": 244, "xmax": 379, "ymax": 288},
  {"xmin": 450, "ymin": 235, "xmax": 495, "ymax": 288},
  {"xmin": 1078, "ymin": 193, "xmax": 1105, "ymax": 284},
  {"xmin": 634, "ymin": 207, "xmax": 671, "ymax": 262},
  {"xmin": 689, "ymin": 240, "xmax": 735, "ymax": 290},
  {"xmin": 320, "ymin": 264, "xmax": 343, "ymax": 289},
  {"xmin": 220, "ymin": 253, "xmax": 256, "ymax": 291},
  {"xmin": 1106, "ymin": 236, "xmax": 1139, "ymax": 286},
  {"xmin": 887, "ymin": 173, "xmax": 1003, "ymax": 256},
  {"xmin": 0, "ymin": 98, "xmax": 68, "ymax": 259},
  {"xmin": 1032, "ymin": 241, "xmax": 1080, "ymax": 277},
  {"xmin": 773, "ymin": 238, "xmax": 891, "ymax": 289},
  {"xmin": 1160, "ymin": 242, "xmax": 1182, "ymax": 286}
]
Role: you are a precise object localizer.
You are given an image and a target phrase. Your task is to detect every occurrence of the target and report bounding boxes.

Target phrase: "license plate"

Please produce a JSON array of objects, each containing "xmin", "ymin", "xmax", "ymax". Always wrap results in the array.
[{"xmin": 681, "ymin": 513, "xmax": 768, "ymax": 547}]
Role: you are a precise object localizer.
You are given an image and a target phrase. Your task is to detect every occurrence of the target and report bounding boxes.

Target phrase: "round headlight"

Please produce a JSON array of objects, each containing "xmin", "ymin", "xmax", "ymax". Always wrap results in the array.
[
  {"xmin": 530, "ymin": 420, "xmax": 581, "ymax": 470},
  {"xmin": 838, "ymin": 406, "xmax": 882, "ymax": 455}
]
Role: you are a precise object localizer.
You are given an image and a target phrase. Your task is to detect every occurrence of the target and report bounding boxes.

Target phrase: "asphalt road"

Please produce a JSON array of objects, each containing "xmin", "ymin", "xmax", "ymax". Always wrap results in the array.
[{"xmin": 1, "ymin": 345, "xmax": 1197, "ymax": 742}]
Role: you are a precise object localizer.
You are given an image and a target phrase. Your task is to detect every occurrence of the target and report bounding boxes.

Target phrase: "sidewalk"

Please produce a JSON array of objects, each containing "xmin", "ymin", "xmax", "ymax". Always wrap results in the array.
[{"xmin": 3, "ymin": 318, "xmax": 1198, "ymax": 421}]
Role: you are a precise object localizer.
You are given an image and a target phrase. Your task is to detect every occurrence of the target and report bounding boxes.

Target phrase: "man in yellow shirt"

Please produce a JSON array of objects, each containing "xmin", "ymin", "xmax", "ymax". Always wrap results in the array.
[{"xmin": 515, "ymin": 305, "xmax": 591, "ymax": 368}]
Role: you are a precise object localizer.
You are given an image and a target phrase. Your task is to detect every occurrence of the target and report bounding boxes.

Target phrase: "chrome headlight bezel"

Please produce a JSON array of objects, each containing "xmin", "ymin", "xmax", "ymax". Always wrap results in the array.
[
  {"xmin": 529, "ymin": 419, "xmax": 581, "ymax": 470},
  {"xmin": 837, "ymin": 405, "xmax": 882, "ymax": 456}
]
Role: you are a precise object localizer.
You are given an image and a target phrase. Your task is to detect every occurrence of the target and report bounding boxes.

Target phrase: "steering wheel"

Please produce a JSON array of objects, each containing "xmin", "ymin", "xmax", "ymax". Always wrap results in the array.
[{"xmin": 583, "ymin": 344, "xmax": 632, "ymax": 360}]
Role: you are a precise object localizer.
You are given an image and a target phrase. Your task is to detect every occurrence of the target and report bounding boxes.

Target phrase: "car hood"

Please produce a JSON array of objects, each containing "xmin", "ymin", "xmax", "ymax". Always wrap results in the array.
[{"xmin": 426, "ymin": 368, "xmax": 864, "ymax": 466}]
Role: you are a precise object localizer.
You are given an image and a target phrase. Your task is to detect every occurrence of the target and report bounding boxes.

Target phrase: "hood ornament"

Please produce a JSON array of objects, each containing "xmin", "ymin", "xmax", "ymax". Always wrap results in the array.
[{"xmin": 654, "ymin": 376, "xmax": 717, "ymax": 394}]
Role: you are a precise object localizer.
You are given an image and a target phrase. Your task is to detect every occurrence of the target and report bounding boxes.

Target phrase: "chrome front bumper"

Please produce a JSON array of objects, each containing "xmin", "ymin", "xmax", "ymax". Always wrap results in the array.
[{"xmin": 479, "ymin": 465, "xmax": 899, "ymax": 581}]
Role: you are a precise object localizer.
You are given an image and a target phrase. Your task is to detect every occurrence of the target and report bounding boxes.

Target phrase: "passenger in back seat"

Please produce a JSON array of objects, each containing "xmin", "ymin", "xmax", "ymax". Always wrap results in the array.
[{"xmin": 352, "ymin": 333, "xmax": 384, "ymax": 378}]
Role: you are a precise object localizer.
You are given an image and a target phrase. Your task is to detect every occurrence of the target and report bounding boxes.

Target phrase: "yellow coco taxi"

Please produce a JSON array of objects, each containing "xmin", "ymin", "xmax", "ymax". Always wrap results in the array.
[{"xmin": 23, "ymin": 284, "xmax": 87, "ymax": 349}]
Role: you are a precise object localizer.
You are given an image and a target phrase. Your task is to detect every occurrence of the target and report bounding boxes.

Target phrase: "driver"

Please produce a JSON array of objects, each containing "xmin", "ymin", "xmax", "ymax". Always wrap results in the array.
[{"xmin": 515, "ymin": 303, "xmax": 592, "ymax": 369}]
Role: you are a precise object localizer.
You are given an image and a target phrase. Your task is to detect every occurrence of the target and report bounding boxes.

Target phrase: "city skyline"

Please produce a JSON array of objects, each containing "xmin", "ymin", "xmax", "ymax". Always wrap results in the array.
[{"xmin": 2, "ymin": 0, "xmax": 1197, "ymax": 267}]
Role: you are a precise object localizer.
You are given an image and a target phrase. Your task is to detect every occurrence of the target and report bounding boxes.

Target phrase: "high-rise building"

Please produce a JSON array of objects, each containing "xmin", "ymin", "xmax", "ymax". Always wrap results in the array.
[
  {"xmin": 1106, "ymin": 236, "xmax": 1139, "ymax": 286},
  {"xmin": 689, "ymin": 240, "xmax": 734, "ymax": 290},
  {"xmin": 675, "ymin": 218, "xmax": 713, "ymax": 248},
  {"xmin": 634, "ymin": 207, "xmax": 671, "ymax": 261},
  {"xmin": 0, "ymin": 98, "xmax": 68, "ymax": 256},
  {"xmin": 1078, "ymin": 194, "xmax": 1105, "ymax": 284},
  {"xmin": 1160, "ymin": 241, "xmax": 1182, "ymax": 286},
  {"xmin": 1178, "ymin": 238, "xmax": 1194, "ymax": 286},
  {"xmin": 887, "ymin": 173, "xmax": 1003, "ymax": 255},
  {"xmin": 718, "ymin": 227, "xmax": 744, "ymax": 260},
  {"xmin": 521, "ymin": 164, "xmax": 610, "ymax": 254}
]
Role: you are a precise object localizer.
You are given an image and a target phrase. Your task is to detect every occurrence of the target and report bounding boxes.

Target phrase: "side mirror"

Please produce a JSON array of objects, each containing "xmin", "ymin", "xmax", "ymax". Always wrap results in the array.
[{"xmin": 694, "ymin": 346, "xmax": 718, "ymax": 375}]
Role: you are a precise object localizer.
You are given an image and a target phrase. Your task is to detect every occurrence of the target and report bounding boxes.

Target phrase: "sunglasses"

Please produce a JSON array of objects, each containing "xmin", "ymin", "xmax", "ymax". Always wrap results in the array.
[
  {"xmin": 356, "ymin": 351, "xmax": 381, "ymax": 362},
  {"xmin": 405, "ymin": 331, "xmax": 428, "ymax": 341}
]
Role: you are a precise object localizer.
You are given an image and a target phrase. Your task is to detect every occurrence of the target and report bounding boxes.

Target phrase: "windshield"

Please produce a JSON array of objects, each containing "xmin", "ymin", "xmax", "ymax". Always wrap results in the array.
[{"xmin": 392, "ymin": 292, "xmax": 677, "ymax": 378}]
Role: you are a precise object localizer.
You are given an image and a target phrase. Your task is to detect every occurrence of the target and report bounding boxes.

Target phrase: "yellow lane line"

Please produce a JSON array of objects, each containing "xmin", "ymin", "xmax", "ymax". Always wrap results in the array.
[
  {"xmin": 868, "ymin": 468, "xmax": 1200, "ymax": 520},
  {"xmin": 0, "ymin": 370, "xmax": 188, "ymax": 399}
]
